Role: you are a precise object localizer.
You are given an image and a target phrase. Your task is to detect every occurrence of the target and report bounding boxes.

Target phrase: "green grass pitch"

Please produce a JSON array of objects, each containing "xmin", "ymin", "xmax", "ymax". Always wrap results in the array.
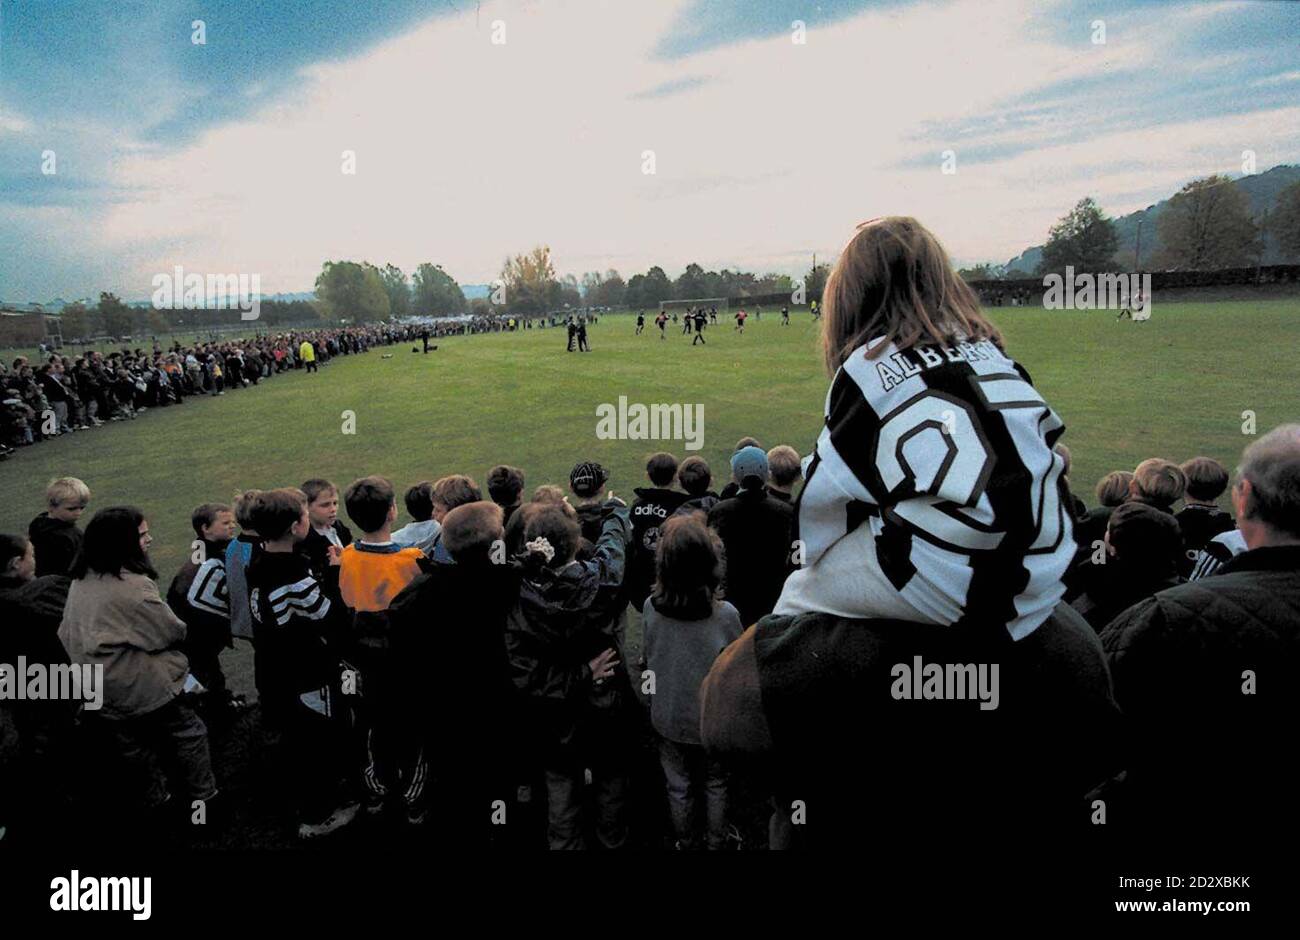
[{"xmin": 2, "ymin": 299, "xmax": 1297, "ymax": 699}]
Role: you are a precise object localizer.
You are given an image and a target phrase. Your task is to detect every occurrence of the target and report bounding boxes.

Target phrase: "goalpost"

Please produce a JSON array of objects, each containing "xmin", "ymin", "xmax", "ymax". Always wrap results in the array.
[{"xmin": 659, "ymin": 297, "xmax": 729, "ymax": 314}]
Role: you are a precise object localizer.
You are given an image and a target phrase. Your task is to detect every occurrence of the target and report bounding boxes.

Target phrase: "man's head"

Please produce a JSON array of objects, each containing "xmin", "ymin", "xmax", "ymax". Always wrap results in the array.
[
  {"xmin": 1129, "ymin": 458, "xmax": 1186, "ymax": 512},
  {"xmin": 45, "ymin": 477, "xmax": 91, "ymax": 523},
  {"xmin": 766, "ymin": 445, "xmax": 802, "ymax": 493},
  {"xmin": 486, "ymin": 465, "xmax": 525, "ymax": 509},
  {"xmin": 646, "ymin": 452, "xmax": 678, "ymax": 488},
  {"xmin": 731, "ymin": 446, "xmax": 770, "ymax": 491},
  {"xmin": 1231, "ymin": 424, "xmax": 1300, "ymax": 549},
  {"xmin": 441, "ymin": 501, "xmax": 504, "ymax": 564},
  {"xmin": 343, "ymin": 476, "xmax": 398, "ymax": 536},
  {"xmin": 431, "ymin": 474, "xmax": 482, "ymax": 522}
]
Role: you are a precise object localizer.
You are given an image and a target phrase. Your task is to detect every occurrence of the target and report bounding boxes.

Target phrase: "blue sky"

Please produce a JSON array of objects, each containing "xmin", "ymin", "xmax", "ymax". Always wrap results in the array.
[{"xmin": 1, "ymin": 0, "xmax": 1298, "ymax": 301}]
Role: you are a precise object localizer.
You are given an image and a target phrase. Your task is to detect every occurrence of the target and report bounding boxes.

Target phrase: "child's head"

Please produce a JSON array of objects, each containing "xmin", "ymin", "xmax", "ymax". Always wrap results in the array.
[
  {"xmin": 0, "ymin": 534, "xmax": 36, "ymax": 584},
  {"xmin": 404, "ymin": 481, "xmax": 435, "ymax": 523},
  {"xmin": 1095, "ymin": 471, "xmax": 1133, "ymax": 508},
  {"xmin": 45, "ymin": 477, "xmax": 91, "ymax": 523},
  {"xmin": 486, "ymin": 465, "xmax": 525, "ymax": 509},
  {"xmin": 646, "ymin": 452, "xmax": 678, "ymax": 487},
  {"xmin": 766, "ymin": 446, "xmax": 802, "ymax": 490},
  {"xmin": 249, "ymin": 488, "xmax": 309, "ymax": 543},
  {"xmin": 523, "ymin": 504, "xmax": 581, "ymax": 568},
  {"xmin": 652, "ymin": 513, "xmax": 725, "ymax": 615},
  {"xmin": 531, "ymin": 484, "xmax": 570, "ymax": 507},
  {"xmin": 72, "ymin": 506, "xmax": 156, "ymax": 580},
  {"xmin": 568, "ymin": 461, "xmax": 608, "ymax": 501},
  {"xmin": 731, "ymin": 446, "xmax": 769, "ymax": 491},
  {"xmin": 301, "ymin": 479, "xmax": 340, "ymax": 529},
  {"xmin": 232, "ymin": 489, "xmax": 264, "ymax": 533},
  {"xmin": 1105, "ymin": 501, "xmax": 1183, "ymax": 576},
  {"xmin": 1180, "ymin": 456, "xmax": 1229, "ymax": 503},
  {"xmin": 1130, "ymin": 458, "xmax": 1186, "ymax": 510},
  {"xmin": 442, "ymin": 501, "xmax": 504, "ymax": 564},
  {"xmin": 431, "ymin": 475, "xmax": 482, "ymax": 521},
  {"xmin": 734, "ymin": 437, "xmax": 762, "ymax": 452},
  {"xmin": 677, "ymin": 456, "xmax": 712, "ymax": 497},
  {"xmin": 821, "ymin": 217, "xmax": 1003, "ymax": 374},
  {"xmin": 191, "ymin": 502, "xmax": 235, "ymax": 545},
  {"xmin": 343, "ymin": 476, "xmax": 397, "ymax": 535}
]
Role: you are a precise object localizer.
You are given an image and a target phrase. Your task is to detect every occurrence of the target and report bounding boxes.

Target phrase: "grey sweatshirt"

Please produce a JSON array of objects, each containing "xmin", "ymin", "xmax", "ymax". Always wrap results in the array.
[{"xmin": 643, "ymin": 598, "xmax": 743, "ymax": 744}]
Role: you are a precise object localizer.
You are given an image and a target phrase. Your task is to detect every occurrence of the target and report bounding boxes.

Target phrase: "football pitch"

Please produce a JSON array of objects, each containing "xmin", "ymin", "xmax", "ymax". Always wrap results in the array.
[{"xmin": 3, "ymin": 298, "xmax": 1298, "ymax": 591}]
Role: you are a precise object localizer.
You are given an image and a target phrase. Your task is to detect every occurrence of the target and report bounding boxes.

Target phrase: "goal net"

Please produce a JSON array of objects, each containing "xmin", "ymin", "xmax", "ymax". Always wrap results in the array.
[{"xmin": 659, "ymin": 297, "xmax": 729, "ymax": 314}]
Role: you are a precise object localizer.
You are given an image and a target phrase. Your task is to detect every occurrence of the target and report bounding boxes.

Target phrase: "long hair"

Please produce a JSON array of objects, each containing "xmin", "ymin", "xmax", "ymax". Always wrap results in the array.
[
  {"xmin": 821, "ymin": 216, "xmax": 1004, "ymax": 374},
  {"xmin": 0, "ymin": 533, "xmax": 30, "ymax": 584},
  {"xmin": 651, "ymin": 513, "xmax": 725, "ymax": 619},
  {"xmin": 71, "ymin": 506, "xmax": 156, "ymax": 580}
]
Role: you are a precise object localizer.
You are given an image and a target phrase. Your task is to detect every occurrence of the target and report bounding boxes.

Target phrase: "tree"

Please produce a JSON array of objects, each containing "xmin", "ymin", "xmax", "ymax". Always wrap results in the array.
[
  {"xmin": 958, "ymin": 263, "xmax": 997, "ymax": 281},
  {"xmin": 594, "ymin": 269, "xmax": 625, "ymax": 307},
  {"xmin": 1037, "ymin": 197, "xmax": 1119, "ymax": 275},
  {"xmin": 97, "ymin": 292, "xmax": 134, "ymax": 338},
  {"xmin": 380, "ymin": 264, "xmax": 411, "ymax": 318},
  {"xmin": 805, "ymin": 263, "xmax": 831, "ymax": 299},
  {"xmin": 411, "ymin": 263, "xmax": 466, "ymax": 316},
  {"xmin": 500, "ymin": 246, "xmax": 558, "ymax": 315},
  {"xmin": 314, "ymin": 261, "xmax": 390, "ymax": 322},
  {"xmin": 1273, "ymin": 181, "xmax": 1300, "ymax": 261},
  {"xmin": 674, "ymin": 262, "xmax": 708, "ymax": 300},
  {"xmin": 640, "ymin": 266, "xmax": 673, "ymax": 305},
  {"xmin": 1155, "ymin": 175, "xmax": 1257, "ymax": 271},
  {"xmin": 58, "ymin": 301, "xmax": 99, "ymax": 341}
]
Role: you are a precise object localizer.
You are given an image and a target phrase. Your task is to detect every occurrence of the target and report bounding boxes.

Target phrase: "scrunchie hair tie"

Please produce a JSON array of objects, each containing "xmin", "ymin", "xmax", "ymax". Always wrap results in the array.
[{"xmin": 525, "ymin": 536, "xmax": 556, "ymax": 563}]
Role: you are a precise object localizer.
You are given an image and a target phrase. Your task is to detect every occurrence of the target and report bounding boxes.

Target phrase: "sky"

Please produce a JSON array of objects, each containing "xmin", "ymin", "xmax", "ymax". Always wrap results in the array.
[{"xmin": 1, "ymin": 0, "xmax": 1298, "ymax": 301}]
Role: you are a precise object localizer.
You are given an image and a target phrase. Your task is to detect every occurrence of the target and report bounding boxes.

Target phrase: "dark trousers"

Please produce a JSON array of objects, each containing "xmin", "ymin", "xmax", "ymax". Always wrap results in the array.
[
  {"xmin": 544, "ymin": 761, "xmax": 628, "ymax": 850},
  {"xmin": 105, "ymin": 697, "xmax": 217, "ymax": 809},
  {"xmin": 262, "ymin": 691, "xmax": 354, "ymax": 824},
  {"xmin": 658, "ymin": 737, "xmax": 729, "ymax": 849},
  {"xmin": 305, "ymin": 360, "xmax": 318, "ymax": 373},
  {"xmin": 692, "ymin": 332, "xmax": 705, "ymax": 345}
]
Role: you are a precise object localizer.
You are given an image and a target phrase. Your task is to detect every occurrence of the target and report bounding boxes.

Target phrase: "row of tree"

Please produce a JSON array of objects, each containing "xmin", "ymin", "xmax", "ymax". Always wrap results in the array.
[
  {"xmin": 56, "ymin": 295, "xmax": 327, "ymax": 341},
  {"xmin": 314, "ymin": 261, "xmax": 468, "ymax": 320},
  {"xmin": 961, "ymin": 177, "xmax": 1300, "ymax": 280},
  {"xmin": 492, "ymin": 247, "xmax": 831, "ymax": 315}
]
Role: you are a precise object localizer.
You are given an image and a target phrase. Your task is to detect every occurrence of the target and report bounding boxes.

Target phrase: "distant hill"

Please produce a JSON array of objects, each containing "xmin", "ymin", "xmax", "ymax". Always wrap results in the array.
[{"xmin": 1005, "ymin": 164, "xmax": 1300, "ymax": 274}]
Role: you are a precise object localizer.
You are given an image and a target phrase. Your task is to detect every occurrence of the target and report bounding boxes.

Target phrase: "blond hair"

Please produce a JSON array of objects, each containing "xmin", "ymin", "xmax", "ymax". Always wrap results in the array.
[
  {"xmin": 46, "ymin": 477, "xmax": 90, "ymax": 507},
  {"xmin": 821, "ymin": 217, "xmax": 1003, "ymax": 373}
]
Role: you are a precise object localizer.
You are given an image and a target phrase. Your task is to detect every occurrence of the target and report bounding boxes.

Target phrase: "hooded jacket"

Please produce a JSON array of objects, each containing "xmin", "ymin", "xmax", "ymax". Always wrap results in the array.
[
  {"xmin": 627, "ymin": 487, "xmax": 688, "ymax": 610},
  {"xmin": 28, "ymin": 513, "xmax": 83, "ymax": 579},
  {"xmin": 505, "ymin": 505, "xmax": 631, "ymax": 754}
]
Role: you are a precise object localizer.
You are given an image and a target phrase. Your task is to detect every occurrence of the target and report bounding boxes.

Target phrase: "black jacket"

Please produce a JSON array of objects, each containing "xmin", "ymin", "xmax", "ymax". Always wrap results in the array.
[
  {"xmin": 1173, "ymin": 503, "xmax": 1235, "ymax": 576},
  {"xmin": 505, "ymin": 506, "xmax": 632, "ymax": 758},
  {"xmin": 389, "ymin": 560, "xmax": 521, "ymax": 780},
  {"xmin": 707, "ymin": 486, "xmax": 795, "ymax": 628},
  {"xmin": 1099, "ymin": 544, "xmax": 1300, "ymax": 842},
  {"xmin": 28, "ymin": 513, "xmax": 82, "ymax": 578},
  {"xmin": 627, "ymin": 487, "xmax": 688, "ymax": 610}
]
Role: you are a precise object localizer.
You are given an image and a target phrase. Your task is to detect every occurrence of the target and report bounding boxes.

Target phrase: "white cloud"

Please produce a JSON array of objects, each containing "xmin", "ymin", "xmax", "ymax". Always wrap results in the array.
[{"xmin": 66, "ymin": 0, "xmax": 1300, "ymax": 296}]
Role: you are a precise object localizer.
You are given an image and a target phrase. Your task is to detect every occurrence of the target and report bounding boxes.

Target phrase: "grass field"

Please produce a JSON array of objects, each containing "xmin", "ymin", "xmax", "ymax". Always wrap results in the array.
[{"xmin": 5, "ymin": 300, "xmax": 1298, "ymax": 573}]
